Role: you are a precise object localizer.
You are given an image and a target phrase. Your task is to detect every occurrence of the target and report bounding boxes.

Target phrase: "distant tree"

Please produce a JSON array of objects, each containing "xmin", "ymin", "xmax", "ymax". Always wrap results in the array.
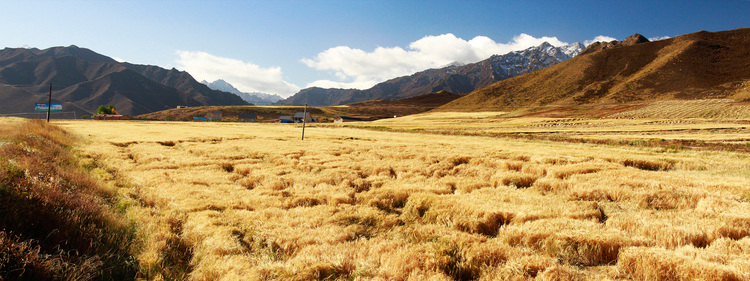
[{"xmin": 96, "ymin": 104, "xmax": 118, "ymax": 115}]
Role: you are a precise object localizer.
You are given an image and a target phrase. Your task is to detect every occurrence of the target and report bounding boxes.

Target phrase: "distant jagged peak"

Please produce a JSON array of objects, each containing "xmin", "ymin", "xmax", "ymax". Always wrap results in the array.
[
  {"xmin": 203, "ymin": 78, "xmax": 284, "ymax": 104},
  {"xmin": 623, "ymin": 33, "xmax": 650, "ymax": 45},
  {"xmin": 579, "ymin": 33, "xmax": 651, "ymax": 56},
  {"xmin": 205, "ymin": 79, "xmax": 242, "ymax": 95},
  {"xmin": 491, "ymin": 41, "xmax": 584, "ymax": 59},
  {"xmin": 562, "ymin": 42, "xmax": 585, "ymax": 57},
  {"xmin": 538, "ymin": 41, "xmax": 554, "ymax": 49},
  {"xmin": 441, "ymin": 61, "xmax": 466, "ymax": 68}
]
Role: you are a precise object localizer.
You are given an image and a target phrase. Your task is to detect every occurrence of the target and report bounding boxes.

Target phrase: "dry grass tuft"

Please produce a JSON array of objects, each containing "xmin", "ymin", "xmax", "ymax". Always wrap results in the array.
[
  {"xmin": 536, "ymin": 265, "xmax": 585, "ymax": 281},
  {"xmin": 363, "ymin": 188, "xmax": 411, "ymax": 213},
  {"xmin": 498, "ymin": 172, "xmax": 539, "ymax": 188},
  {"xmin": 500, "ymin": 218, "xmax": 637, "ymax": 266},
  {"xmin": 502, "ymin": 161, "xmax": 525, "ymax": 172},
  {"xmin": 157, "ymin": 140, "xmax": 177, "ymax": 147},
  {"xmin": 237, "ymin": 176, "xmax": 260, "ymax": 190},
  {"xmin": 284, "ymin": 196, "xmax": 324, "ymax": 209},
  {"xmin": 549, "ymin": 161, "xmax": 609, "ymax": 179},
  {"xmin": 621, "ymin": 158, "xmax": 674, "ymax": 171},
  {"xmin": 234, "ymin": 166, "xmax": 252, "ymax": 176},
  {"xmin": 112, "ymin": 141, "xmax": 138, "ymax": 147},
  {"xmin": 618, "ymin": 239, "xmax": 750, "ymax": 281},
  {"xmin": 637, "ymin": 189, "xmax": 699, "ymax": 210},
  {"xmin": 219, "ymin": 162, "xmax": 234, "ymax": 173},
  {"xmin": 741, "ymin": 191, "xmax": 750, "ymax": 202},
  {"xmin": 531, "ymin": 177, "xmax": 571, "ymax": 193}
]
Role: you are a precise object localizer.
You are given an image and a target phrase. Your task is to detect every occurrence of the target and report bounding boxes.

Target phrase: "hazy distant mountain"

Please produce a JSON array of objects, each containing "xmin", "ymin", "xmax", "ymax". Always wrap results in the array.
[
  {"xmin": 277, "ymin": 41, "xmax": 584, "ymax": 106},
  {"xmin": 439, "ymin": 28, "xmax": 750, "ymax": 111},
  {"xmin": 200, "ymin": 79, "xmax": 283, "ymax": 105},
  {"xmin": 0, "ymin": 45, "xmax": 248, "ymax": 116}
]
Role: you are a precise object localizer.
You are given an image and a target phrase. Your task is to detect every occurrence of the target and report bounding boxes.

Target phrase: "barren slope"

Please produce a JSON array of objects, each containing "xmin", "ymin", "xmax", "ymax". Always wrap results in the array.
[
  {"xmin": 0, "ymin": 46, "xmax": 248, "ymax": 116},
  {"xmin": 439, "ymin": 28, "xmax": 750, "ymax": 111}
]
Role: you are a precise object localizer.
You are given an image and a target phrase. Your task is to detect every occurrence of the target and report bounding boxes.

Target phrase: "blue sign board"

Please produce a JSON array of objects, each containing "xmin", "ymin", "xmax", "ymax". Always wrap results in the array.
[{"xmin": 35, "ymin": 103, "xmax": 62, "ymax": 112}]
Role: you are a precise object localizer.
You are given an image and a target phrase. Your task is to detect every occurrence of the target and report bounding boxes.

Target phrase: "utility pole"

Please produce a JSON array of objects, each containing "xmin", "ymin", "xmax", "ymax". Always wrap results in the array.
[
  {"xmin": 46, "ymin": 83, "xmax": 52, "ymax": 123},
  {"xmin": 301, "ymin": 103, "xmax": 307, "ymax": 140}
]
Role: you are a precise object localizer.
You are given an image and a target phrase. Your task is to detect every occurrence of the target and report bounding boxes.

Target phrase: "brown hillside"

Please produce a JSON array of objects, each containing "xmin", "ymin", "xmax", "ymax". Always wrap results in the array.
[
  {"xmin": 578, "ymin": 33, "xmax": 650, "ymax": 56},
  {"xmin": 348, "ymin": 90, "xmax": 462, "ymax": 108},
  {"xmin": 138, "ymin": 104, "xmax": 432, "ymax": 122},
  {"xmin": 0, "ymin": 46, "xmax": 248, "ymax": 116},
  {"xmin": 141, "ymin": 91, "xmax": 463, "ymax": 122},
  {"xmin": 438, "ymin": 27, "xmax": 750, "ymax": 112}
]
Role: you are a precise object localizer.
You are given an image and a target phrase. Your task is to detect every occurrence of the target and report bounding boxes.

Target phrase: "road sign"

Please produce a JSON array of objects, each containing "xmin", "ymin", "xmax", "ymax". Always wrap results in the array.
[{"xmin": 35, "ymin": 103, "xmax": 62, "ymax": 112}]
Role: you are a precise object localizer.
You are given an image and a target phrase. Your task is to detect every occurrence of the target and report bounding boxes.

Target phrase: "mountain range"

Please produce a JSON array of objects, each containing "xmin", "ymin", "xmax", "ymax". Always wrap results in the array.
[
  {"xmin": 0, "ymin": 46, "xmax": 248, "ymax": 116},
  {"xmin": 201, "ymin": 79, "xmax": 283, "ymax": 105},
  {"xmin": 3, "ymin": 27, "xmax": 747, "ymax": 118},
  {"xmin": 439, "ymin": 28, "xmax": 750, "ymax": 111},
  {"xmin": 276, "ymin": 41, "xmax": 584, "ymax": 106}
]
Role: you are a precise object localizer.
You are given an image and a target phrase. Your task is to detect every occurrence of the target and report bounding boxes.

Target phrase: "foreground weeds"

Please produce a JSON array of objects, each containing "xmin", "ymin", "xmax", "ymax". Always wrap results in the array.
[
  {"xmin": 0, "ymin": 119, "xmax": 137, "ymax": 280},
  {"xmin": 56, "ymin": 119, "xmax": 750, "ymax": 280}
]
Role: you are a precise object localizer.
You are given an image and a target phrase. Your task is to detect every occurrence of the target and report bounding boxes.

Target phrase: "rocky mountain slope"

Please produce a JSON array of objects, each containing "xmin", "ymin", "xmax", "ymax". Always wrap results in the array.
[
  {"xmin": 578, "ymin": 33, "xmax": 650, "ymax": 56},
  {"xmin": 438, "ymin": 28, "xmax": 750, "ymax": 111},
  {"xmin": 277, "ymin": 42, "xmax": 584, "ymax": 106},
  {"xmin": 347, "ymin": 90, "xmax": 462, "ymax": 109},
  {"xmin": 201, "ymin": 79, "xmax": 283, "ymax": 105},
  {"xmin": 0, "ymin": 46, "xmax": 248, "ymax": 116}
]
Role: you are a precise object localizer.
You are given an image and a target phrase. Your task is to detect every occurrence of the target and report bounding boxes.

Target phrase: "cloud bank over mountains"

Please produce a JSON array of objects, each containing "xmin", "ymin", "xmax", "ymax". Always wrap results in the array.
[
  {"xmin": 584, "ymin": 35, "xmax": 618, "ymax": 46},
  {"xmin": 176, "ymin": 33, "xmax": 634, "ymax": 97},
  {"xmin": 301, "ymin": 33, "xmax": 572, "ymax": 90},
  {"xmin": 175, "ymin": 51, "xmax": 301, "ymax": 98}
]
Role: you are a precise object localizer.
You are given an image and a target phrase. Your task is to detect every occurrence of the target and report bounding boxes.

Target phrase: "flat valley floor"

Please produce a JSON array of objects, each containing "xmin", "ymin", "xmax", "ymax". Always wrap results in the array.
[{"xmin": 56, "ymin": 113, "xmax": 750, "ymax": 280}]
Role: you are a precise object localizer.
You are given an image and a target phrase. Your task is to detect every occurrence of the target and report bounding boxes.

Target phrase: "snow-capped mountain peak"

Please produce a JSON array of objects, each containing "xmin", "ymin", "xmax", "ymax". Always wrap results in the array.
[
  {"xmin": 561, "ymin": 42, "xmax": 585, "ymax": 57},
  {"xmin": 489, "ymin": 41, "xmax": 583, "ymax": 80},
  {"xmin": 201, "ymin": 79, "xmax": 284, "ymax": 105}
]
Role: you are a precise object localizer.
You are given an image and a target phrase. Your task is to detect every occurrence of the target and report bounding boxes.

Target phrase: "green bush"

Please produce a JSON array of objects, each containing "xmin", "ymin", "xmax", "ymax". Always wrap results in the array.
[{"xmin": 96, "ymin": 104, "xmax": 118, "ymax": 115}]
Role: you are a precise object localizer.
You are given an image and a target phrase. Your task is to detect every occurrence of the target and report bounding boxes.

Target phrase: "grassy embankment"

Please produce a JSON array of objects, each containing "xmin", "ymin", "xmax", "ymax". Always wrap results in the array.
[
  {"xmin": 136, "ymin": 104, "xmax": 437, "ymax": 123},
  {"xmin": 0, "ymin": 119, "xmax": 138, "ymax": 280},
  {"xmin": 57, "ymin": 114, "xmax": 750, "ymax": 281}
]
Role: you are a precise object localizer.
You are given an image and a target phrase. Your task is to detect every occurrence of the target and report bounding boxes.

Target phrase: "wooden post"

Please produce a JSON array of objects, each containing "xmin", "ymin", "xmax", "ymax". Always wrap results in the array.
[
  {"xmin": 301, "ymin": 103, "xmax": 307, "ymax": 140},
  {"xmin": 46, "ymin": 83, "xmax": 52, "ymax": 123}
]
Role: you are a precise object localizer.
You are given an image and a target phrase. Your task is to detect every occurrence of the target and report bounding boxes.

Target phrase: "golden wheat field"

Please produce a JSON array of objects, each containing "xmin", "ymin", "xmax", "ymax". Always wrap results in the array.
[{"xmin": 54, "ymin": 113, "xmax": 750, "ymax": 281}]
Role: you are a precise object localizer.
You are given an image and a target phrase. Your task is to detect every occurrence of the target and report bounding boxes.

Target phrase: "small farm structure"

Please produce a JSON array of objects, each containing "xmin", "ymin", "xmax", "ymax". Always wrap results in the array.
[
  {"xmin": 293, "ymin": 112, "xmax": 312, "ymax": 123},
  {"xmin": 278, "ymin": 116, "xmax": 294, "ymax": 123},
  {"xmin": 206, "ymin": 111, "xmax": 222, "ymax": 121},
  {"xmin": 238, "ymin": 113, "xmax": 257, "ymax": 122},
  {"xmin": 193, "ymin": 117, "xmax": 207, "ymax": 122}
]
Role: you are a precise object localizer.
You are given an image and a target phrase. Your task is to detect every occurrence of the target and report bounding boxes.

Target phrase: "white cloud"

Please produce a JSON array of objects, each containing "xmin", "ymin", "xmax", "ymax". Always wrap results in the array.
[
  {"xmin": 111, "ymin": 57, "xmax": 125, "ymax": 63},
  {"xmin": 649, "ymin": 36, "xmax": 671, "ymax": 41},
  {"xmin": 306, "ymin": 79, "xmax": 377, "ymax": 90},
  {"xmin": 584, "ymin": 35, "xmax": 618, "ymax": 46},
  {"xmin": 301, "ymin": 33, "xmax": 570, "ymax": 90},
  {"xmin": 175, "ymin": 51, "xmax": 300, "ymax": 97}
]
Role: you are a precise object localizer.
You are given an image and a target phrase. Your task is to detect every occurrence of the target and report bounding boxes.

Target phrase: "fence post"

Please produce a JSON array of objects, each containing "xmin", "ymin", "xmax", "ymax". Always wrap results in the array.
[
  {"xmin": 301, "ymin": 104, "xmax": 307, "ymax": 140},
  {"xmin": 47, "ymin": 83, "xmax": 52, "ymax": 122}
]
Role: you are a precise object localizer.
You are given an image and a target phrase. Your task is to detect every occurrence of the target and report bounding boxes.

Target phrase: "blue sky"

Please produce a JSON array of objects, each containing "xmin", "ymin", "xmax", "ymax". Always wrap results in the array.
[{"xmin": 2, "ymin": 0, "xmax": 748, "ymax": 97}]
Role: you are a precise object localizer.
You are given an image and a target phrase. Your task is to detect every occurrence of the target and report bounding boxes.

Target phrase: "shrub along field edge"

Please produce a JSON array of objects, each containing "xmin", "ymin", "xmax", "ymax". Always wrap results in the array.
[{"xmin": 0, "ymin": 119, "xmax": 138, "ymax": 280}]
